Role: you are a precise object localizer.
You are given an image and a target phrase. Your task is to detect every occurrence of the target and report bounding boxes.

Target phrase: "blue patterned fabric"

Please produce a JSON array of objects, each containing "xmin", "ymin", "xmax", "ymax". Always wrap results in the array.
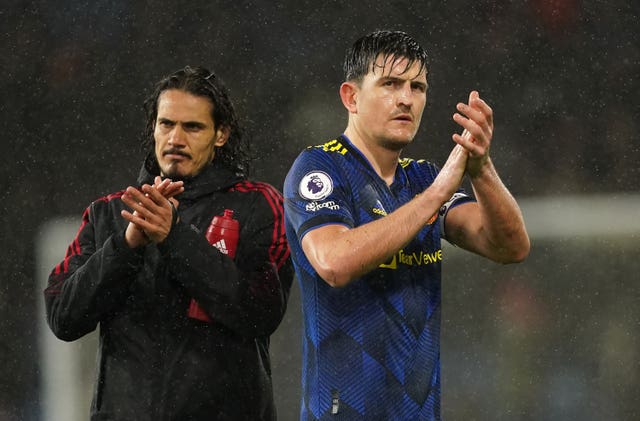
[{"xmin": 284, "ymin": 135, "xmax": 474, "ymax": 420}]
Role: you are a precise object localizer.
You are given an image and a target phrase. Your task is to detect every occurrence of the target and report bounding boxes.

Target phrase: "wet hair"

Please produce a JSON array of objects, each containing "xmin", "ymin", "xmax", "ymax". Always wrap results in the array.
[
  {"xmin": 343, "ymin": 30, "xmax": 429, "ymax": 83},
  {"xmin": 141, "ymin": 65, "xmax": 250, "ymax": 176}
]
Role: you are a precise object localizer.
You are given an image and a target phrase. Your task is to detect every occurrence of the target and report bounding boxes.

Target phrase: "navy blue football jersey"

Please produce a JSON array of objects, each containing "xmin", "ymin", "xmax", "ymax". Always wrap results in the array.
[{"xmin": 284, "ymin": 135, "xmax": 474, "ymax": 420}]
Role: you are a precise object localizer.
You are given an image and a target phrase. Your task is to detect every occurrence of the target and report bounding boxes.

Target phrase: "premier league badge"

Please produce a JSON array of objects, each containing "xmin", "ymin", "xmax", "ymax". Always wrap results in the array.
[{"xmin": 299, "ymin": 171, "xmax": 333, "ymax": 201}]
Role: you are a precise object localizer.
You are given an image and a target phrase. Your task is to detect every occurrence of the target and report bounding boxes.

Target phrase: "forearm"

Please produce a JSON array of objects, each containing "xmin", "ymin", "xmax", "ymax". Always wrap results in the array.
[
  {"xmin": 45, "ymin": 231, "xmax": 143, "ymax": 341},
  {"xmin": 159, "ymin": 221, "xmax": 242, "ymax": 300},
  {"xmin": 468, "ymin": 158, "xmax": 530, "ymax": 262},
  {"xmin": 305, "ymin": 145, "xmax": 468, "ymax": 287},
  {"xmin": 305, "ymin": 185, "xmax": 449, "ymax": 287},
  {"xmin": 161, "ymin": 222, "xmax": 290, "ymax": 337}
]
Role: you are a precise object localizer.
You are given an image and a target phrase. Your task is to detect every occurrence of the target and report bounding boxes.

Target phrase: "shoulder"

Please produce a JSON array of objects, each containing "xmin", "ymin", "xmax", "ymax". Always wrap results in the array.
[
  {"xmin": 88, "ymin": 190, "xmax": 127, "ymax": 214},
  {"xmin": 295, "ymin": 138, "xmax": 352, "ymax": 166},
  {"xmin": 72, "ymin": 190, "xmax": 127, "ymax": 228},
  {"xmin": 289, "ymin": 138, "xmax": 354, "ymax": 179},
  {"xmin": 228, "ymin": 180, "xmax": 285, "ymax": 214},
  {"xmin": 309, "ymin": 138, "xmax": 350, "ymax": 156},
  {"xmin": 229, "ymin": 180, "xmax": 283, "ymax": 198},
  {"xmin": 93, "ymin": 190, "xmax": 127, "ymax": 204},
  {"xmin": 285, "ymin": 138, "xmax": 356, "ymax": 196}
]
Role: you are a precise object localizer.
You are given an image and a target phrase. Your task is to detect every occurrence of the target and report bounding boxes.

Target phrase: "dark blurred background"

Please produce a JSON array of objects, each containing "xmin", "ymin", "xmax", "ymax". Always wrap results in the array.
[{"xmin": 1, "ymin": 1, "xmax": 639, "ymax": 420}]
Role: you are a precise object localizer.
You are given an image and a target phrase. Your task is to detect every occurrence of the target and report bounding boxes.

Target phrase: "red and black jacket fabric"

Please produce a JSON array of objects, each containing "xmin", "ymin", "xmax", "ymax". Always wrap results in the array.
[{"xmin": 44, "ymin": 159, "xmax": 293, "ymax": 421}]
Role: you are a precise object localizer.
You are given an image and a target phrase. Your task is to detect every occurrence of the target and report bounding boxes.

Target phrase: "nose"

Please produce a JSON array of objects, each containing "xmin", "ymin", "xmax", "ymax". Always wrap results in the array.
[
  {"xmin": 396, "ymin": 83, "xmax": 414, "ymax": 108},
  {"xmin": 168, "ymin": 124, "xmax": 186, "ymax": 147}
]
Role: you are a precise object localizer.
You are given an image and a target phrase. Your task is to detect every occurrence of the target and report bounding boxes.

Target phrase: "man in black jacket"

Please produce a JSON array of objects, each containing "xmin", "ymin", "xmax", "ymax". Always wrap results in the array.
[{"xmin": 44, "ymin": 66, "xmax": 294, "ymax": 421}]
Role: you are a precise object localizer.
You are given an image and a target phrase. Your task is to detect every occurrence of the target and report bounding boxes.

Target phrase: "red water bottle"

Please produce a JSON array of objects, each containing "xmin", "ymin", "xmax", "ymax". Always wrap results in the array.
[
  {"xmin": 205, "ymin": 209, "xmax": 240, "ymax": 259},
  {"xmin": 187, "ymin": 209, "xmax": 240, "ymax": 322}
]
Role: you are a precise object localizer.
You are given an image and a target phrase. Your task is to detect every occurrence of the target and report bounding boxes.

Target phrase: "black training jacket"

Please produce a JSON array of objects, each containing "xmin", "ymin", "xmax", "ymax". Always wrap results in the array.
[{"xmin": 44, "ymin": 159, "xmax": 293, "ymax": 421}]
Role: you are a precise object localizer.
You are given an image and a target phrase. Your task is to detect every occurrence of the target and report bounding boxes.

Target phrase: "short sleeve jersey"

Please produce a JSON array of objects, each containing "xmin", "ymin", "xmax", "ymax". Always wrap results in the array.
[{"xmin": 283, "ymin": 135, "xmax": 474, "ymax": 421}]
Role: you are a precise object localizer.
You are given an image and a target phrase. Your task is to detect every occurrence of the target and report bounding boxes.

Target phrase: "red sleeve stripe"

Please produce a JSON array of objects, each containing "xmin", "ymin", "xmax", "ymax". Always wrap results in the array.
[
  {"xmin": 53, "ymin": 208, "xmax": 89, "ymax": 276},
  {"xmin": 230, "ymin": 181, "xmax": 290, "ymax": 269},
  {"xmin": 53, "ymin": 191, "xmax": 125, "ymax": 276},
  {"xmin": 231, "ymin": 181, "xmax": 289, "ymax": 268}
]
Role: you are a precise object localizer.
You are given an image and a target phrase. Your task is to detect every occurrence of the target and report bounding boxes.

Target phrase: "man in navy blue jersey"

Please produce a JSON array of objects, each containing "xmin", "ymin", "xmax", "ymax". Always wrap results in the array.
[{"xmin": 283, "ymin": 30, "xmax": 530, "ymax": 420}]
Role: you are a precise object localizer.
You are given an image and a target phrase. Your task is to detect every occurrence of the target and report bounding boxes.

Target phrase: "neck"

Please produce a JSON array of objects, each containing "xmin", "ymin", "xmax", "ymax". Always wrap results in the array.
[{"xmin": 344, "ymin": 126, "xmax": 401, "ymax": 186}]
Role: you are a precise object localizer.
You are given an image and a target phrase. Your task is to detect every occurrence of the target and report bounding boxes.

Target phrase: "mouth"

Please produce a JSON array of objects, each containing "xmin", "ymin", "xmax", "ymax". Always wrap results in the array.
[
  {"xmin": 163, "ymin": 149, "xmax": 191, "ymax": 160},
  {"xmin": 392, "ymin": 114, "xmax": 413, "ymax": 122}
]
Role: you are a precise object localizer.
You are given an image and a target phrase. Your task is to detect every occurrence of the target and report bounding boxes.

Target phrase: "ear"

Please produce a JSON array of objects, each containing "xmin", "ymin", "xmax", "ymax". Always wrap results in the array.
[
  {"xmin": 213, "ymin": 126, "xmax": 230, "ymax": 147},
  {"xmin": 339, "ymin": 81, "xmax": 358, "ymax": 114}
]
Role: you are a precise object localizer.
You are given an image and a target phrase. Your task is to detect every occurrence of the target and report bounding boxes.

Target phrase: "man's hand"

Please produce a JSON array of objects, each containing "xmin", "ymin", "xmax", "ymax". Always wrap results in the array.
[
  {"xmin": 452, "ymin": 91, "xmax": 493, "ymax": 178},
  {"xmin": 152, "ymin": 176, "xmax": 184, "ymax": 203},
  {"xmin": 121, "ymin": 178, "xmax": 184, "ymax": 248},
  {"xmin": 429, "ymin": 143, "xmax": 468, "ymax": 203}
]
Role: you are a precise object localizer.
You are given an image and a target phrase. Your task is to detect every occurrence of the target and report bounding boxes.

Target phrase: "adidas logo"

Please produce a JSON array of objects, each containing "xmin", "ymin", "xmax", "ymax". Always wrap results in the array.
[
  {"xmin": 372, "ymin": 200, "xmax": 387, "ymax": 216},
  {"xmin": 213, "ymin": 239, "xmax": 229, "ymax": 255}
]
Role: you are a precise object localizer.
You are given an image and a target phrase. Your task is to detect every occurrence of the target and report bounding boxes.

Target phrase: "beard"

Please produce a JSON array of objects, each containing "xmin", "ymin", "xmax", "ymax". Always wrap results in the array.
[
  {"xmin": 379, "ymin": 136, "xmax": 412, "ymax": 151},
  {"xmin": 157, "ymin": 148, "xmax": 195, "ymax": 181},
  {"xmin": 161, "ymin": 166, "xmax": 185, "ymax": 181},
  {"xmin": 159, "ymin": 160, "xmax": 194, "ymax": 181}
]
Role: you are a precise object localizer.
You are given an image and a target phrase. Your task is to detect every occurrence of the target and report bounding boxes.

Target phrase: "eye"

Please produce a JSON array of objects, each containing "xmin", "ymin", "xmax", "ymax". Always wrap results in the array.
[
  {"xmin": 184, "ymin": 122, "xmax": 205, "ymax": 131},
  {"xmin": 158, "ymin": 119, "xmax": 175, "ymax": 128},
  {"xmin": 411, "ymin": 83, "xmax": 427, "ymax": 93}
]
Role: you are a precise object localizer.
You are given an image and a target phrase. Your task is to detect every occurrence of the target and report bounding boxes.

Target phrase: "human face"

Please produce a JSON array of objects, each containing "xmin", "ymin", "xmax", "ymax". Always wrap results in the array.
[
  {"xmin": 154, "ymin": 89, "xmax": 228, "ymax": 179},
  {"xmin": 348, "ymin": 55, "xmax": 427, "ymax": 150}
]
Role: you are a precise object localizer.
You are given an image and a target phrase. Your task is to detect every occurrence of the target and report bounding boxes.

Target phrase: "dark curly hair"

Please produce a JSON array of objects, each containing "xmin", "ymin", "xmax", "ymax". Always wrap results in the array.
[
  {"xmin": 141, "ymin": 66, "xmax": 250, "ymax": 176},
  {"xmin": 343, "ymin": 30, "xmax": 429, "ymax": 83}
]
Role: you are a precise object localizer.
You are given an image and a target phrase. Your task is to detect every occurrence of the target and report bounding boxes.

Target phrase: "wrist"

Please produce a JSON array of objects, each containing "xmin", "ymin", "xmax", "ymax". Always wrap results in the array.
[
  {"xmin": 467, "ymin": 156, "xmax": 493, "ymax": 179},
  {"xmin": 124, "ymin": 223, "xmax": 149, "ymax": 248},
  {"xmin": 416, "ymin": 188, "xmax": 448, "ymax": 225}
]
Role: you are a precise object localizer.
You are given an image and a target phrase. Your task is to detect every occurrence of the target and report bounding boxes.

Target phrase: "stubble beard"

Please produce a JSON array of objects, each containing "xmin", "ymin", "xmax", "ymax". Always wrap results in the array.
[
  {"xmin": 379, "ymin": 134, "xmax": 413, "ymax": 152},
  {"xmin": 160, "ymin": 161, "xmax": 189, "ymax": 181}
]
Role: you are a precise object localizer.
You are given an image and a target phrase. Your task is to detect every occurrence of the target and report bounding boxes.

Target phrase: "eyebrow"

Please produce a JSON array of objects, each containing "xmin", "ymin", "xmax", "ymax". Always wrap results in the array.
[
  {"xmin": 157, "ymin": 117, "xmax": 208, "ymax": 129},
  {"xmin": 379, "ymin": 75, "xmax": 403, "ymax": 83},
  {"xmin": 379, "ymin": 75, "xmax": 428, "ymax": 88}
]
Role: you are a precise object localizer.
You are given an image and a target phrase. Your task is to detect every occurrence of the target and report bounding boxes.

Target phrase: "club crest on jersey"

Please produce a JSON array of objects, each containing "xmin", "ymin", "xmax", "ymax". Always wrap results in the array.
[{"xmin": 299, "ymin": 171, "xmax": 333, "ymax": 201}]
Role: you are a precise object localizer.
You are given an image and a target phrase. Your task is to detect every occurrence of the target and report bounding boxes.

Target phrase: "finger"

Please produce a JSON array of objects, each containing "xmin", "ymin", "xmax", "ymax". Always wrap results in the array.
[
  {"xmin": 477, "ymin": 99, "xmax": 493, "ymax": 130},
  {"xmin": 141, "ymin": 184, "xmax": 173, "ymax": 207},
  {"xmin": 121, "ymin": 209, "xmax": 149, "ymax": 227},
  {"xmin": 454, "ymin": 103, "xmax": 491, "ymax": 142},
  {"xmin": 124, "ymin": 186, "xmax": 161, "ymax": 209},
  {"xmin": 121, "ymin": 193, "xmax": 154, "ymax": 221},
  {"xmin": 152, "ymin": 179, "xmax": 184, "ymax": 199},
  {"xmin": 468, "ymin": 90, "xmax": 478, "ymax": 106},
  {"xmin": 162, "ymin": 182, "xmax": 184, "ymax": 199},
  {"xmin": 468, "ymin": 91, "xmax": 493, "ymax": 129},
  {"xmin": 456, "ymin": 101, "xmax": 484, "ymax": 124},
  {"xmin": 121, "ymin": 210, "xmax": 158, "ymax": 234},
  {"xmin": 140, "ymin": 185, "xmax": 176, "ymax": 226},
  {"xmin": 452, "ymin": 132, "xmax": 483, "ymax": 156},
  {"xmin": 122, "ymin": 187, "xmax": 165, "ymax": 221},
  {"xmin": 453, "ymin": 112, "xmax": 483, "ymax": 140},
  {"xmin": 121, "ymin": 187, "xmax": 148, "ymax": 208},
  {"xmin": 122, "ymin": 200, "xmax": 172, "ymax": 235},
  {"xmin": 152, "ymin": 178, "xmax": 171, "ymax": 195}
]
